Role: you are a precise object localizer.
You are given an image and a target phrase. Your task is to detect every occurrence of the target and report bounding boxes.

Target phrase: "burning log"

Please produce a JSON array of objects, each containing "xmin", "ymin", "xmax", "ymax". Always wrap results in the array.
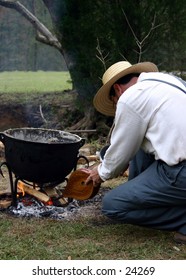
[{"xmin": 17, "ymin": 181, "xmax": 50, "ymax": 203}]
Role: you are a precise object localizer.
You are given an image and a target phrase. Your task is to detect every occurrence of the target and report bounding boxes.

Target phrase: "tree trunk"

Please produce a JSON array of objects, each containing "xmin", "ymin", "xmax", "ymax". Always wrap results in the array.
[{"xmin": 0, "ymin": 0, "xmax": 109, "ymax": 134}]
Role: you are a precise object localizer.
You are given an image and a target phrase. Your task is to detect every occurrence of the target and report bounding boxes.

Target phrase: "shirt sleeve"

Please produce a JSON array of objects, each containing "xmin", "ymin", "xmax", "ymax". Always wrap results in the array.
[{"xmin": 98, "ymin": 102, "xmax": 148, "ymax": 181}]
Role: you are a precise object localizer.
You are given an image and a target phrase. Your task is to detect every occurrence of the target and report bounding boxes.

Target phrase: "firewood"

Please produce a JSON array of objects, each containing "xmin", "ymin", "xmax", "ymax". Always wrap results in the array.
[
  {"xmin": 43, "ymin": 186, "xmax": 59, "ymax": 198},
  {"xmin": 17, "ymin": 182, "xmax": 50, "ymax": 203},
  {"xmin": 0, "ymin": 200, "xmax": 11, "ymax": 209}
]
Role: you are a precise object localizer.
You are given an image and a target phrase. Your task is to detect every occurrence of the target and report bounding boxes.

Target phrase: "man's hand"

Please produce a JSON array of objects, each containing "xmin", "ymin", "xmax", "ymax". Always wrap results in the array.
[{"xmin": 82, "ymin": 166, "xmax": 103, "ymax": 188}]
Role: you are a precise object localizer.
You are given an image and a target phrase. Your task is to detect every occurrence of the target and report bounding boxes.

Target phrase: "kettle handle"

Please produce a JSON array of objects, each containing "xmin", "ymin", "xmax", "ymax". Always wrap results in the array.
[{"xmin": 79, "ymin": 138, "xmax": 85, "ymax": 148}]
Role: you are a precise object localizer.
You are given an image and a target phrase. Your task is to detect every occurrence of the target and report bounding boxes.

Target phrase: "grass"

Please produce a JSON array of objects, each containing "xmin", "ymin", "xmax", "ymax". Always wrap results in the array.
[
  {"xmin": 1, "ymin": 172, "xmax": 185, "ymax": 260},
  {"xmin": 0, "ymin": 71, "xmax": 72, "ymax": 94},
  {"xmin": 0, "ymin": 71, "xmax": 75, "ymax": 106},
  {"xmin": 0, "ymin": 213, "xmax": 186, "ymax": 260}
]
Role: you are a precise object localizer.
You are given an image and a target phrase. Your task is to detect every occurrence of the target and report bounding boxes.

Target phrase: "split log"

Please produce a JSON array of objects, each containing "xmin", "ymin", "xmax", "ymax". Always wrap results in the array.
[
  {"xmin": 0, "ymin": 200, "xmax": 11, "ymax": 208},
  {"xmin": 17, "ymin": 182, "xmax": 50, "ymax": 203},
  {"xmin": 43, "ymin": 186, "xmax": 59, "ymax": 198}
]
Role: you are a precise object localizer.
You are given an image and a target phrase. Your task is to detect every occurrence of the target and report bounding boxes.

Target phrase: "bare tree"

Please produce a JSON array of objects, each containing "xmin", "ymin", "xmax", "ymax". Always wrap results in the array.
[
  {"xmin": 0, "ymin": 0, "xmax": 99, "ymax": 132},
  {"xmin": 121, "ymin": 9, "xmax": 163, "ymax": 63},
  {"xmin": 0, "ymin": 0, "xmax": 62, "ymax": 52}
]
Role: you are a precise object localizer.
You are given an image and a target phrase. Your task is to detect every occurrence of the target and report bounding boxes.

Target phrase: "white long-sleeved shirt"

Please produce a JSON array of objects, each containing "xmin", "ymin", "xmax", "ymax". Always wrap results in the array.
[{"xmin": 98, "ymin": 72, "xmax": 186, "ymax": 181}]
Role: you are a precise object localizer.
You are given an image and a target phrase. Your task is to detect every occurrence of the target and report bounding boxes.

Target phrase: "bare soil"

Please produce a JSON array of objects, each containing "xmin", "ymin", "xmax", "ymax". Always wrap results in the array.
[
  {"xmin": 0, "ymin": 105, "xmax": 28, "ymax": 131},
  {"xmin": 0, "ymin": 89, "xmax": 84, "ymax": 129}
]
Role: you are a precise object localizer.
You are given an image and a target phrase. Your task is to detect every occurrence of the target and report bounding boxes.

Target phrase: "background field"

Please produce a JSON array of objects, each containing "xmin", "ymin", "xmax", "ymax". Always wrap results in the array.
[
  {"xmin": 0, "ymin": 71, "xmax": 77, "ymax": 132},
  {"xmin": 0, "ymin": 71, "xmax": 72, "ymax": 94}
]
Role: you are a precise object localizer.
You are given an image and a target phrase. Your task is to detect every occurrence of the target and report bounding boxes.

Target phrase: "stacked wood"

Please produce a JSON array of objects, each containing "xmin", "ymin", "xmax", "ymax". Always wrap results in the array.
[{"xmin": 17, "ymin": 181, "xmax": 50, "ymax": 203}]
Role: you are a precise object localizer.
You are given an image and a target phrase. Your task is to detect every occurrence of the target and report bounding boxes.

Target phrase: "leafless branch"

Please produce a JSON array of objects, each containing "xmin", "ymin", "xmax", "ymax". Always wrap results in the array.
[
  {"xmin": 39, "ymin": 105, "xmax": 48, "ymax": 124},
  {"xmin": 119, "ymin": 52, "xmax": 128, "ymax": 61},
  {"xmin": 96, "ymin": 38, "xmax": 110, "ymax": 71},
  {"xmin": 0, "ymin": 0, "xmax": 62, "ymax": 52},
  {"xmin": 121, "ymin": 9, "xmax": 163, "ymax": 62}
]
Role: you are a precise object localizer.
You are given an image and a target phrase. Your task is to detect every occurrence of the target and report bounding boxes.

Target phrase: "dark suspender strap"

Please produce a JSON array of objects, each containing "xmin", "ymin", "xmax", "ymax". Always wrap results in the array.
[{"xmin": 142, "ymin": 78, "xmax": 186, "ymax": 94}]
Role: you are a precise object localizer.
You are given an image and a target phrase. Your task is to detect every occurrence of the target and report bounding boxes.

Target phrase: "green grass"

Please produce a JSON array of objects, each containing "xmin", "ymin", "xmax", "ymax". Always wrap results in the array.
[
  {"xmin": 0, "ymin": 71, "xmax": 75, "ymax": 106},
  {"xmin": 0, "ymin": 71, "xmax": 72, "ymax": 94},
  {"xmin": 0, "ymin": 213, "xmax": 186, "ymax": 260}
]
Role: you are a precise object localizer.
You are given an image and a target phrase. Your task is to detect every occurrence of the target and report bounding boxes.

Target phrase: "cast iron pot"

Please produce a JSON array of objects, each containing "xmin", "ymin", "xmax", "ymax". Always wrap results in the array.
[{"xmin": 0, "ymin": 128, "xmax": 85, "ymax": 184}]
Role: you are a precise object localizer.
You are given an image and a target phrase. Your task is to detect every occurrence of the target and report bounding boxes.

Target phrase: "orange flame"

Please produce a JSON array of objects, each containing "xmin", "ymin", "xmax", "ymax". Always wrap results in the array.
[
  {"xmin": 44, "ymin": 198, "xmax": 53, "ymax": 206},
  {"xmin": 17, "ymin": 181, "xmax": 26, "ymax": 196}
]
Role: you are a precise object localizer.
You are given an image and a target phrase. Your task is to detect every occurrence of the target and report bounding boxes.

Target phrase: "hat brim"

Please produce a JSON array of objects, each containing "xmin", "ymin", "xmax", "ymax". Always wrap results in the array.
[{"xmin": 93, "ymin": 62, "xmax": 158, "ymax": 116}]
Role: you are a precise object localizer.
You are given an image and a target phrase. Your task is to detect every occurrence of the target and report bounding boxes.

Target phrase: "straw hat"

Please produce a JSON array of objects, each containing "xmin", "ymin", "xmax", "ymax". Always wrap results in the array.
[{"xmin": 93, "ymin": 61, "xmax": 158, "ymax": 116}]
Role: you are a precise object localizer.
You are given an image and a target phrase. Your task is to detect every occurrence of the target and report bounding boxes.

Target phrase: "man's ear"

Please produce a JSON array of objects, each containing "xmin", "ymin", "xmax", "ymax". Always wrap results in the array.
[{"xmin": 113, "ymin": 83, "xmax": 123, "ymax": 96}]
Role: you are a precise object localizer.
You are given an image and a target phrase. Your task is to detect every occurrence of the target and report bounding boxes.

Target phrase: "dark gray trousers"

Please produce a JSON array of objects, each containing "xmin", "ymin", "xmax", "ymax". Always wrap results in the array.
[{"xmin": 102, "ymin": 149, "xmax": 186, "ymax": 234}]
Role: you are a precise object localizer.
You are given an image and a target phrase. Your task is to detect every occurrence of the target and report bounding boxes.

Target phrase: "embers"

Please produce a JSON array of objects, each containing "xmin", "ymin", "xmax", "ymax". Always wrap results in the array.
[
  {"xmin": 17, "ymin": 181, "xmax": 56, "ymax": 205},
  {"xmin": 0, "ymin": 179, "xmax": 80, "ymax": 219},
  {"xmin": 8, "ymin": 195, "xmax": 80, "ymax": 220},
  {"xmin": 0, "ymin": 180, "xmax": 110, "ymax": 220}
]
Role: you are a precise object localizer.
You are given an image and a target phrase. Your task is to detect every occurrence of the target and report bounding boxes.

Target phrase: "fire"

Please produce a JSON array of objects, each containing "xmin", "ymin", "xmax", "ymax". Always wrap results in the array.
[
  {"xmin": 17, "ymin": 181, "xmax": 51, "ymax": 204},
  {"xmin": 44, "ymin": 198, "xmax": 53, "ymax": 206},
  {"xmin": 17, "ymin": 181, "xmax": 26, "ymax": 196}
]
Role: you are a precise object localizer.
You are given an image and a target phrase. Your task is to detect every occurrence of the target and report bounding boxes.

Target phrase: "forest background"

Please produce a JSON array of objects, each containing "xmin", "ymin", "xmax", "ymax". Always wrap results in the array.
[
  {"xmin": 1, "ymin": 0, "xmax": 185, "ymax": 73},
  {"xmin": 0, "ymin": 0, "xmax": 185, "ymax": 135}
]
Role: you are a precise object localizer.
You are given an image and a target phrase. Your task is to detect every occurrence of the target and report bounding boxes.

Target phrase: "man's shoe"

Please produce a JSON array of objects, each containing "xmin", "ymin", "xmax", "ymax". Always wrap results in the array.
[{"xmin": 174, "ymin": 232, "xmax": 186, "ymax": 244}]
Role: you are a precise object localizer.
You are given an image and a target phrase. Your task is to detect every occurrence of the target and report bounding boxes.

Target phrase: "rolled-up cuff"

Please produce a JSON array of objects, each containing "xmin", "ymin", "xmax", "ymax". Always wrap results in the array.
[{"xmin": 98, "ymin": 163, "xmax": 109, "ymax": 181}]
